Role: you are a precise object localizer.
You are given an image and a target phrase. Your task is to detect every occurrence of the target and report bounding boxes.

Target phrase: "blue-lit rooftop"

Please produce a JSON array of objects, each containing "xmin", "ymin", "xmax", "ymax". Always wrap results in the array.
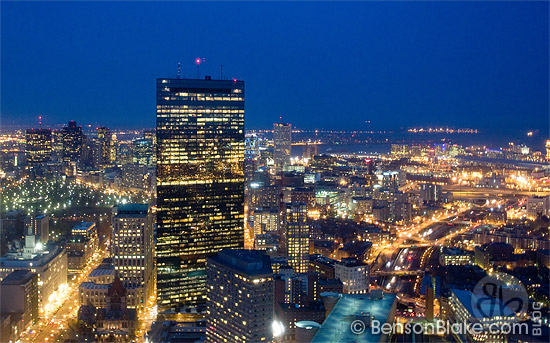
[{"xmin": 311, "ymin": 293, "xmax": 397, "ymax": 343}]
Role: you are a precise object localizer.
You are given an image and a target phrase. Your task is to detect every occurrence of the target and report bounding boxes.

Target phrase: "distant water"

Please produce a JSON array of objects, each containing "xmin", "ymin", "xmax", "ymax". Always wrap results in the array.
[{"xmin": 290, "ymin": 128, "xmax": 548, "ymax": 156}]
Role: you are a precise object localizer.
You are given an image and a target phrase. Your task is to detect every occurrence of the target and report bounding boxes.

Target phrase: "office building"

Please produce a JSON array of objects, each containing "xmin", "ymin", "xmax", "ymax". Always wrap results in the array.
[
  {"xmin": 71, "ymin": 222, "xmax": 97, "ymax": 238},
  {"xmin": 0, "ymin": 270, "xmax": 39, "ymax": 328},
  {"xmin": 132, "ymin": 137, "xmax": 154, "ymax": 167},
  {"xmin": 25, "ymin": 213, "xmax": 49, "ymax": 243},
  {"xmin": 439, "ymin": 247, "xmax": 471, "ymax": 266},
  {"xmin": 273, "ymin": 123, "xmax": 292, "ymax": 173},
  {"xmin": 334, "ymin": 258, "xmax": 369, "ymax": 294},
  {"xmin": 96, "ymin": 126, "xmax": 112, "ymax": 165},
  {"xmin": 420, "ymin": 183, "xmax": 442, "ymax": 204},
  {"xmin": 282, "ymin": 203, "xmax": 310, "ymax": 274},
  {"xmin": 251, "ymin": 208, "xmax": 279, "ymax": 235},
  {"xmin": 156, "ymin": 77, "xmax": 245, "ymax": 312},
  {"xmin": 66, "ymin": 222, "xmax": 98, "ymax": 272},
  {"xmin": 448, "ymin": 289, "xmax": 516, "ymax": 343},
  {"xmin": 25, "ymin": 128, "xmax": 52, "ymax": 166},
  {"xmin": 62, "ymin": 120, "xmax": 84, "ymax": 163},
  {"xmin": 526, "ymin": 195, "xmax": 550, "ymax": 219},
  {"xmin": 0, "ymin": 239, "xmax": 67, "ymax": 313},
  {"xmin": 206, "ymin": 249, "xmax": 273, "ymax": 343},
  {"xmin": 111, "ymin": 204, "xmax": 154, "ymax": 311}
]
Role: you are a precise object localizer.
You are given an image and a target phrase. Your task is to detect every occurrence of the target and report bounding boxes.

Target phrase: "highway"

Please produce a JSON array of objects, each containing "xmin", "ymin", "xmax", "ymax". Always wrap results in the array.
[{"xmin": 442, "ymin": 185, "xmax": 550, "ymax": 199}]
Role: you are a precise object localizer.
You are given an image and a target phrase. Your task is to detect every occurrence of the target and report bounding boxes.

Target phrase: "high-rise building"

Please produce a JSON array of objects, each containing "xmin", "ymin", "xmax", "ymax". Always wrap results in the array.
[
  {"xmin": 156, "ymin": 77, "xmax": 245, "ymax": 312},
  {"xmin": 96, "ymin": 126, "xmax": 112, "ymax": 165},
  {"xmin": 273, "ymin": 123, "xmax": 292, "ymax": 173},
  {"xmin": 206, "ymin": 249, "xmax": 273, "ymax": 343},
  {"xmin": 420, "ymin": 183, "xmax": 442, "ymax": 203},
  {"xmin": 132, "ymin": 138, "xmax": 154, "ymax": 167},
  {"xmin": 25, "ymin": 128, "xmax": 52, "ymax": 166},
  {"xmin": 25, "ymin": 212, "xmax": 49, "ymax": 243},
  {"xmin": 81, "ymin": 136, "xmax": 100, "ymax": 167},
  {"xmin": 62, "ymin": 121, "xmax": 84, "ymax": 163},
  {"xmin": 111, "ymin": 204, "xmax": 154, "ymax": 311},
  {"xmin": 282, "ymin": 203, "xmax": 309, "ymax": 274}
]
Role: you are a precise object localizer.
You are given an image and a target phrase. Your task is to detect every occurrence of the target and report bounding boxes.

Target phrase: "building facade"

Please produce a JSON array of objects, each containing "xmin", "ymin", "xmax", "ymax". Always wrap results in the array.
[
  {"xmin": 282, "ymin": 203, "xmax": 310, "ymax": 274},
  {"xmin": 156, "ymin": 77, "xmax": 245, "ymax": 312},
  {"xmin": 25, "ymin": 128, "xmax": 52, "ymax": 166},
  {"xmin": 62, "ymin": 121, "xmax": 84, "ymax": 163},
  {"xmin": 273, "ymin": 123, "xmax": 292, "ymax": 174},
  {"xmin": 206, "ymin": 249, "xmax": 273, "ymax": 343},
  {"xmin": 334, "ymin": 258, "xmax": 369, "ymax": 294},
  {"xmin": 0, "ymin": 270, "xmax": 39, "ymax": 330},
  {"xmin": 111, "ymin": 204, "xmax": 154, "ymax": 311},
  {"xmin": 96, "ymin": 126, "xmax": 112, "ymax": 166}
]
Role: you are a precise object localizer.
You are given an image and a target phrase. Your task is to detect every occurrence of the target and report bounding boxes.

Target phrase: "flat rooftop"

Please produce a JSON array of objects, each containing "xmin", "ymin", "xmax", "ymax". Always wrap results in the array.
[
  {"xmin": 208, "ymin": 249, "xmax": 272, "ymax": 276},
  {"xmin": 72, "ymin": 222, "xmax": 95, "ymax": 231},
  {"xmin": 1, "ymin": 270, "xmax": 34, "ymax": 285},
  {"xmin": 311, "ymin": 293, "xmax": 397, "ymax": 343},
  {"xmin": 114, "ymin": 203, "xmax": 149, "ymax": 218}
]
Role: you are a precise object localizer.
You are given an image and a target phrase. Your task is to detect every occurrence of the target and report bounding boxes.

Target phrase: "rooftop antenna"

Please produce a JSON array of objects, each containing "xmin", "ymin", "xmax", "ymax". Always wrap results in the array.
[
  {"xmin": 38, "ymin": 115, "xmax": 42, "ymax": 129},
  {"xmin": 177, "ymin": 62, "xmax": 181, "ymax": 79},
  {"xmin": 195, "ymin": 58, "xmax": 203, "ymax": 79},
  {"xmin": 220, "ymin": 64, "xmax": 223, "ymax": 80}
]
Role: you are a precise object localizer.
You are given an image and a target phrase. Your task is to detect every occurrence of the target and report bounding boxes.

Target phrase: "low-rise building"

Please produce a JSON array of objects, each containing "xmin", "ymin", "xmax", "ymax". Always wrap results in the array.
[
  {"xmin": 448, "ymin": 289, "xmax": 517, "ymax": 343},
  {"xmin": 440, "ymin": 247, "xmax": 472, "ymax": 266},
  {"xmin": 334, "ymin": 258, "xmax": 369, "ymax": 294}
]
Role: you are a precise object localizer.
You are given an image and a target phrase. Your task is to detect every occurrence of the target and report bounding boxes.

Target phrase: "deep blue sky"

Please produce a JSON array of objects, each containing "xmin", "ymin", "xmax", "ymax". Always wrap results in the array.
[{"xmin": 1, "ymin": 1, "xmax": 548, "ymax": 133}]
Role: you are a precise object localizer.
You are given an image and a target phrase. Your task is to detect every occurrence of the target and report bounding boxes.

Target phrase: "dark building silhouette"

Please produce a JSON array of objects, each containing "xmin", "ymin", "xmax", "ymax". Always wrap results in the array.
[{"xmin": 62, "ymin": 120, "xmax": 84, "ymax": 163}]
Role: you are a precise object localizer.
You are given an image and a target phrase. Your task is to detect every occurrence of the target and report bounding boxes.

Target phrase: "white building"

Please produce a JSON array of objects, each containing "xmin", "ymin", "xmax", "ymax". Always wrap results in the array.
[
  {"xmin": 0, "ymin": 234, "xmax": 67, "ymax": 315},
  {"xmin": 334, "ymin": 258, "xmax": 369, "ymax": 294}
]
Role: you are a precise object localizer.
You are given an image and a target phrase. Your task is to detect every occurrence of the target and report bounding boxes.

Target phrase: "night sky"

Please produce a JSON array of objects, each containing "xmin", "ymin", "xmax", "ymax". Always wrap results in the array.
[{"xmin": 1, "ymin": 1, "xmax": 548, "ymax": 133}]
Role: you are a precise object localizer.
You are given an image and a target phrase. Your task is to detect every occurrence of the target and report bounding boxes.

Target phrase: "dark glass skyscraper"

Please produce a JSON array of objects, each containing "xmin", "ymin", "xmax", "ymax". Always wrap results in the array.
[
  {"xmin": 96, "ymin": 126, "xmax": 112, "ymax": 165},
  {"xmin": 156, "ymin": 77, "xmax": 245, "ymax": 313},
  {"xmin": 62, "ymin": 120, "xmax": 84, "ymax": 163}
]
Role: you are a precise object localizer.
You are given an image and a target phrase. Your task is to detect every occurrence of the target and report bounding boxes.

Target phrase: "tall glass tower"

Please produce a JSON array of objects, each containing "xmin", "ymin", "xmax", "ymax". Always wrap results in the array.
[
  {"xmin": 156, "ymin": 77, "xmax": 245, "ymax": 313},
  {"xmin": 273, "ymin": 122, "xmax": 292, "ymax": 173}
]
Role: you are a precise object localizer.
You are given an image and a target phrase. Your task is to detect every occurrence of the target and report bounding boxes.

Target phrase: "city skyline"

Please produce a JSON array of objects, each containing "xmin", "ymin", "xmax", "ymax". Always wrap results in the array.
[
  {"xmin": 1, "ymin": 1, "xmax": 548, "ymax": 133},
  {"xmin": 1, "ymin": 2, "xmax": 549, "ymax": 343}
]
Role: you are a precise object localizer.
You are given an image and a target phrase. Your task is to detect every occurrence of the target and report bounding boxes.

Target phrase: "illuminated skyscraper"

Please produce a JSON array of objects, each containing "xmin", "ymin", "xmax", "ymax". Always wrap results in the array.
[
  {"xmin": 206, "ymin": 249, "xmax": 273, "ymax": 343},
  {"xmin": 62, "ymin": 120, "xmax": 84, "ymax": 163},
  {"xmin": 156, "ymin": 77, "xmax": 245, "ymax": 312},
  {"xmin": 96, "ymin": 126, "xmax": 112, "ymax": 165},
  {"xmin": 282, "ymin": 202, "xmax": 309, "ymax": 273},
  {"xmin": 273, "ymin": 122, "xmax": 292, "ymax": 173},
  {"xmin": 25, "ymin": 128, "xmax": 52, "ymax": 166},
  {"xmin": 111, "ymin": 204, "xmax": 154, "ymax": 311},
  {"xmin": 132, "ymin": 138, "xmax": 154, "ymax": 167}
]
